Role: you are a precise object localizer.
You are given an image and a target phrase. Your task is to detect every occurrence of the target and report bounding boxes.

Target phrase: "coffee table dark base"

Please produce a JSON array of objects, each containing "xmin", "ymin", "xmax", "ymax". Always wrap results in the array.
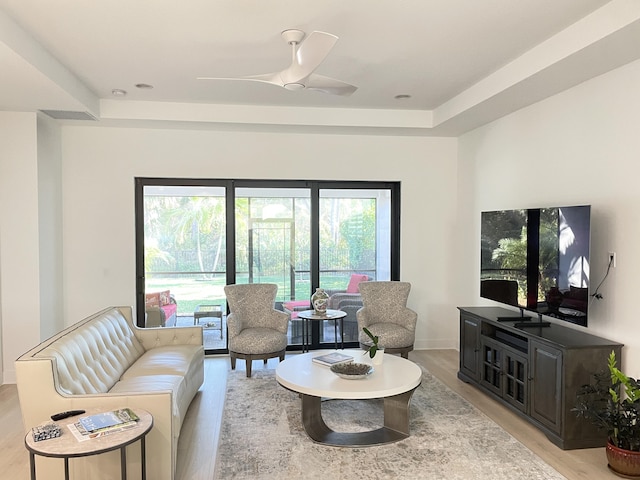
[{"xmin": 300, "ymin": 385, "xmax": 419, "ymax": 447}]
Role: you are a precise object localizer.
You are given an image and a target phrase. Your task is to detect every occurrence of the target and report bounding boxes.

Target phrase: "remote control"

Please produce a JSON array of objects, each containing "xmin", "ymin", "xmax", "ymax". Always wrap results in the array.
[{"xmin": 50, "ymin": 409, "xmax": 86, "ymax": 421}]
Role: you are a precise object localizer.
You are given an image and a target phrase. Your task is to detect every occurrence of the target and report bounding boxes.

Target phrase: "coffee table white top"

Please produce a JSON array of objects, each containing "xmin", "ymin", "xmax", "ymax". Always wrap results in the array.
[{"xmin": 276, "ymin": 349, "xmax": 422, "ymax": 399}]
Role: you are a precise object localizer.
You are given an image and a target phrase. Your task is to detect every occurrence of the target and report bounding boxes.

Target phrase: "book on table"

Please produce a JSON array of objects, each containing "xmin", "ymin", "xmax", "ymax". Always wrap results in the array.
[
  {"xmin": 78, "ymin": 408, "xmax": 140, "ymax": 433},
  {"xmin": 312, "ymin": 352, "xmax": 354, "ymax": 367}
]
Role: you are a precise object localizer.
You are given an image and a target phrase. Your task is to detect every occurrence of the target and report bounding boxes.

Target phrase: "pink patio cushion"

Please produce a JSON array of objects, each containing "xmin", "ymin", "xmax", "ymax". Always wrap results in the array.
[
  {"xmin": 161, "ymin": 303, "xmax": 177, "ymax": 320},
  {"xmin": 145, "ymin": 292, "xmax": 161, "ymax": 307},
  {"xmin": 346, "ymin": 274, "xmax": 369, "ymax": 293},
  {"xmin": 159, "ymin": 290, "xmax": 171, "ymax": 306},
  {"xmin": 283, "ymin": 300, "xmax": 310, "ymax": 319}
]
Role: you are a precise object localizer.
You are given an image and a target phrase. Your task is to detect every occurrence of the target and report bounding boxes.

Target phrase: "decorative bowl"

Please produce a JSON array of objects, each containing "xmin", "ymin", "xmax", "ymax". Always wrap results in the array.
[{"xmin": 330, "ymin": 362, "xmax": 374, "ymax": 380}]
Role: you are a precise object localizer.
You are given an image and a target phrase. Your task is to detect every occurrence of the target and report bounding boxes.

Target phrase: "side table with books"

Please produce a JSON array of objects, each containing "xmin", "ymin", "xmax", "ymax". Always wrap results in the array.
[{"xmin": 24, "ymin": 407, "xmax": 153, "ymax": 480}]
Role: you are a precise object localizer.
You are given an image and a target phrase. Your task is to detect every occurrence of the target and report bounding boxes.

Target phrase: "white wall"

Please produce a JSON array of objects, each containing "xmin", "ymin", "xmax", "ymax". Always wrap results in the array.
[
  {"xmin": 58, "ymin": 126, "xmax": 458, "ymax": 355},
  {"xmin": 0, "ymin": 112, "xmax": 42, "ymax": 383},
  {"xmin": 458, "ymin": 57, "xmax": 640, "ymax": 375},
  {"xmin": 37, "ymin": 114, "xmax": 64, "ymax": 340}
]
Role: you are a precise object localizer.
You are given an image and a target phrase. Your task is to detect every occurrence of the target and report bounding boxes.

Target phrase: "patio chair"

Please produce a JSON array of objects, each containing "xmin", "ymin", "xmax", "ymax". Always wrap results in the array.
[
  {"xmin": 224, "ymin": 283, "xmax": 289, "ymax": 377},
  {"xmin": 356, "ymin": 281, "xmax": 417, "ymax": 358},
  {"xmin": 326, "ymin": 273, "xmax": 370, "ymax": 342}
]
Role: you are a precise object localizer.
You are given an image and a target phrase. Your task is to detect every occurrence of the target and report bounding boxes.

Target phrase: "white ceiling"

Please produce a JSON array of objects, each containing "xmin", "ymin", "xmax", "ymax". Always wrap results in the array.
[{"xmin": 1, "ymin": 0, "xmax": 640, "ymax": 135}]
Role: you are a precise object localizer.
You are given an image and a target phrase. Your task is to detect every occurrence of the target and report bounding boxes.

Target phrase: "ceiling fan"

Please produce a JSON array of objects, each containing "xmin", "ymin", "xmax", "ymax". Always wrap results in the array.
[{"xmin": 197, "ymin": 29, "xmax": 357, "ymax": 96}]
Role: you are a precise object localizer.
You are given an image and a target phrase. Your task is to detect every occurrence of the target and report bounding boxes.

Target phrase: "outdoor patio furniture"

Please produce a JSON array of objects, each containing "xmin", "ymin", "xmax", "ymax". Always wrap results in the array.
[{"xmin": 194, "ymin": 304, "xmax": 223, "ymax": 338}]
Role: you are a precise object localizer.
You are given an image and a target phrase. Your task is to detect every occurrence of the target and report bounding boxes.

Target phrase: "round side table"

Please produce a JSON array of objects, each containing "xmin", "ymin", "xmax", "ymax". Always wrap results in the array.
[
  {"xmin": 296, "ymin": 309, "xmax": 347, "ymax": 352},
  {"xmin": 24, "ymin": 408, "xmax": 153, "ymax": 480}
]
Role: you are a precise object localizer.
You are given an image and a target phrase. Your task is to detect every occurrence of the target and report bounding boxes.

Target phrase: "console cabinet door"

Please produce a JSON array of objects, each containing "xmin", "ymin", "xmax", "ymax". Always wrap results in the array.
[
  {"xmin": 503, "ymin": 349, "xmax": 528, "ymax": 413},
  {"xmin": 460, "ymin": 314, "xmax": 481, "ymax": 381},
  {"xmin": 529, "ymin": 341, "xmax": 563, "ymax": 434},
  {"xmin": 480, "ymin": 337, "xmax": 503, "ymax": 397}
]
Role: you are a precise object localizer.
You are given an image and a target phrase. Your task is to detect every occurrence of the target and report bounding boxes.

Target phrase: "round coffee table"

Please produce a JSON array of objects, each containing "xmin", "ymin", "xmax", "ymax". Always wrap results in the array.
[{"xmin": 276, "ymin": 349, "xmax": 422, "ymax": 446}]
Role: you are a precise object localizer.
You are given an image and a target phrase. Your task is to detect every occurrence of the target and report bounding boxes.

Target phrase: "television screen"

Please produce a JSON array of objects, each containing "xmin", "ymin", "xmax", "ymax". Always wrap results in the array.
[{"xmin": 480, "ymin": 205, "xmax": 591, "ymax": 327}]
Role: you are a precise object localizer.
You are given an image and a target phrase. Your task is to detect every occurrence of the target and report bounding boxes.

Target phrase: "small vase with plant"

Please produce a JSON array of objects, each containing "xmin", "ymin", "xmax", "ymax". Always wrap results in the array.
[
  {"xmin": 574, "ymin": 351, "xmax": 640, "ymax": 477},
  {"xmin": 362, "ymin": 327, "xmax": 384, "ymax": 364}
]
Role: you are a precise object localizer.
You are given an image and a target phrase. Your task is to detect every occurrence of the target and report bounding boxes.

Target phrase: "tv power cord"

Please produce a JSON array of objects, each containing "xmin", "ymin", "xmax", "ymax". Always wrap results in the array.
[{"xmin": 590, "ymin": 254, "xmax": 614, "ymax": 300}]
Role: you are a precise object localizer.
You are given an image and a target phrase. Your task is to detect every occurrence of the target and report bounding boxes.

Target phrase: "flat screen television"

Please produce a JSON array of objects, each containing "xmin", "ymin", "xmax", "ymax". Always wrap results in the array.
[{"xmin": 480, "ymin": 205, "xmax": 591, "ymax": 327}]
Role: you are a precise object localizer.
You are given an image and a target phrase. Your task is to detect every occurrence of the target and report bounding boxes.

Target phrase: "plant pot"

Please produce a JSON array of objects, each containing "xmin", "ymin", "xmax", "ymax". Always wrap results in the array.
[
  {"xmin": 371, "ymin": 348, "xmax": 385, "ymax": 365},
  {"xmin": 607, "ymin": 440, "xmax": 640, "ymax": 477}
]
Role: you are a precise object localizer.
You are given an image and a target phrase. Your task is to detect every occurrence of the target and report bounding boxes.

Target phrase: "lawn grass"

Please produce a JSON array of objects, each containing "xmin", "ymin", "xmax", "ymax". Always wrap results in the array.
[{"xmin": 146, "ymin": 274, "xmax": 351, "ymax": 315}]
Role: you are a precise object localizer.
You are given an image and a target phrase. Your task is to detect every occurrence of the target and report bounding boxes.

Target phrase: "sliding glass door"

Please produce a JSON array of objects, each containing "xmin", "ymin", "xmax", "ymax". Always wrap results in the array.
[
  {"xmin": 135, "ymin": 179, "xmax": 400, "ymax": 354},
  {"xmin": 234, "ymin": 187, "xmax": 311, "ymax": 349},
  {"xmin": 318, "ymin": 188, "xmax": 392, "ymax": 345}
]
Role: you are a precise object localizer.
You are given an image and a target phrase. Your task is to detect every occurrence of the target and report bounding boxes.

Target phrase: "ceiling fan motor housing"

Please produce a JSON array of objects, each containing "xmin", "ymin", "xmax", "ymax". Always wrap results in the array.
[{"xmin": 281, "ymin": 29, "xmax": 305, "ymax": 45}]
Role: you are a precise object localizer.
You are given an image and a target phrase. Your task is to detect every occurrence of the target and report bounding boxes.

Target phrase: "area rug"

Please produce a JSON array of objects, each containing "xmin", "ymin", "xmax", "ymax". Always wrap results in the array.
[{"xmin": 214, "ymin": 368, "xmax": 566, "ymax": 480}]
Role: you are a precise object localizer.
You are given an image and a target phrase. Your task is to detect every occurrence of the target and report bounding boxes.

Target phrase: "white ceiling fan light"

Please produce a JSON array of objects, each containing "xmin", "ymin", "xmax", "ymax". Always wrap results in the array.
[{"xmin": 197, "ymin": 29, "xmax": 357, "ymax": 96}]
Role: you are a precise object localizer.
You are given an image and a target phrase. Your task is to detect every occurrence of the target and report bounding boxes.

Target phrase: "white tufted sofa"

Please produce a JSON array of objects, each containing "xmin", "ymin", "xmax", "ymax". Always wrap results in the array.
[{"xmin": 15, "ymin": 306, "xmax": 204, "ymax": 480}]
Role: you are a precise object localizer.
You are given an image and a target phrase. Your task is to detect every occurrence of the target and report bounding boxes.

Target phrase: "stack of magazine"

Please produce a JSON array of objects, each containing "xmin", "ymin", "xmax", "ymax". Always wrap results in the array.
[
  {"xmin": 68, "ymin": 408, "xmax": 140, "ymax": 441},
  {"xmin": 312, "ymin": 352, "xmax": 353, "ymax": 367}
]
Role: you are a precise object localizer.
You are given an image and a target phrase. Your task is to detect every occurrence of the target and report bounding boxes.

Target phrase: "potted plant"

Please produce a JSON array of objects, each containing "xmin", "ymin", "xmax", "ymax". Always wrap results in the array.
[
  {"xmin": 362, "ymin": 327, "xmax": 384, "ymax": 364},
  {"xmin": 574, "ymin": 351, "xmax": 640, "ymax": 477}
]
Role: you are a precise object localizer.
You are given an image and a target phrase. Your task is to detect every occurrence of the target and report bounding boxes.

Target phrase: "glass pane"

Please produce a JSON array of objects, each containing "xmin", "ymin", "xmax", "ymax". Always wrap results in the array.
[
  {"xmin": 143, "ymin": 185, "xmax": 227, "ymax": 351},
  {"xmin": 235, "ymin": 187, "xmax": 311, "ymax": 347},
  {"xmin": 318, "ymin": 189, "xmax": 391, "ymax": 344}
]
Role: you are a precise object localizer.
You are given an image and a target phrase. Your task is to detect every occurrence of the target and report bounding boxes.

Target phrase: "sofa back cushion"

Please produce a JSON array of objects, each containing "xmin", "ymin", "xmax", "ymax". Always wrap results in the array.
[{"xmin": 35, "ymin": 308, "xmax": 146, "ymax": 395}]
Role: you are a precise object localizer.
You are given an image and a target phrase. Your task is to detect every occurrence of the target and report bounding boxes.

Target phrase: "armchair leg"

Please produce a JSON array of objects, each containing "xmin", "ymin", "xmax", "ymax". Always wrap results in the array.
[
  {"xmin": 246, "ymin": 358, "xmax": 253, "ymax": 378},
  {"xmin": 230, "ymin": 355, "xmax": 237, "ymax": 370}
]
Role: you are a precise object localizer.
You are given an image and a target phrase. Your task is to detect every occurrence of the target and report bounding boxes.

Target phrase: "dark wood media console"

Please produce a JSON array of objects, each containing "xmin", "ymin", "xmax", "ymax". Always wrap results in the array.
[{"xmin": 458, "ymin": 306, "xmax": 623, "ymax": 449}]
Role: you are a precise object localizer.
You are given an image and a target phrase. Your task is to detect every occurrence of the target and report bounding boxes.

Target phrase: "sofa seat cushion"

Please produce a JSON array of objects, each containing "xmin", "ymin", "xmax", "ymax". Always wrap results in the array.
[
  {"xmin": 109, "ymin": 374, "xmax": 192, "ymax": 436},
  {"xmin": 121, "ymin": 345, "xmax": 201, "ymax": 378}
]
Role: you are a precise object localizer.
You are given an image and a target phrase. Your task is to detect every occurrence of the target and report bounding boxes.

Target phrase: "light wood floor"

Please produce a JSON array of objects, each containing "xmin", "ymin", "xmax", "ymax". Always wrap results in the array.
[{"xmin": 0, "ymin": 350, "xmax": 612, "ymax": 479}]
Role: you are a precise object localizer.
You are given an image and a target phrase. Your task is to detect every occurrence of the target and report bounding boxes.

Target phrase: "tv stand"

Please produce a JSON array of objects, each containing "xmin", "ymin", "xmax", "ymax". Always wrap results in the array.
[
  {"xmin": 458, "ymin": 306, "xmax": 622, "ymax": 450},
  {"xmin": 496, "ymin": 307, "xmax": 527, "ymax": 322},
  {"xmin": 515, "ymin": 313, "xmax": 550, "ymax": 328}
]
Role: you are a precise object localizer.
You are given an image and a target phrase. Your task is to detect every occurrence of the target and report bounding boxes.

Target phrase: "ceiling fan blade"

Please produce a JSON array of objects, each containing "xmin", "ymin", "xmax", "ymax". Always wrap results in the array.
[
  {"xmin": 305, "ymin": 74, "xmax": 357, "ymax": 96},
  {"xmin": 197, "ymin": 72, "xmax": 284, "ymax": 87},
  {"xmin": 284, "ymin": 31, "xmax": 338, "ymax": 83}
]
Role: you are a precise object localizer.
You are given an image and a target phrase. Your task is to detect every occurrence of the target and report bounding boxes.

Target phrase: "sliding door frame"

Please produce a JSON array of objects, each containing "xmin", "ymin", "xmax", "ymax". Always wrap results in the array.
[{"xmin": 135, "ymin": 178, "xmax": 401, "ymax": 354}]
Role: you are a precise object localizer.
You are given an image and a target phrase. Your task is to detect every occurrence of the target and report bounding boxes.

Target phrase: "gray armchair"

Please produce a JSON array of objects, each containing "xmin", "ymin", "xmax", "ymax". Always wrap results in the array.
[
  {"xmin": 224, "ymin": 283, "xmax": 289, "ymax": 377},
  {"xmin": 356, "ymin": 281, "xmax": 417, "ymax": 358}
]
